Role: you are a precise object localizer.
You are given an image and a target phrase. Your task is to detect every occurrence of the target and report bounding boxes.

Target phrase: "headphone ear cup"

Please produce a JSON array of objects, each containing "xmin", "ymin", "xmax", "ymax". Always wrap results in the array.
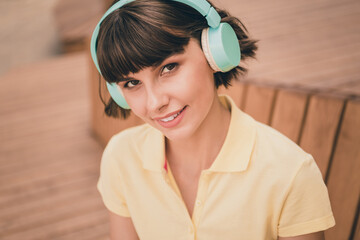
[
  {"xmin": 106, "ymin": 82, "xmax": 131, "ymax": 109},
  {"xmin": 201, "ymin": 23, "xmax": 241, "ymax": 72},
  {"xmin": 201, "ymin": 28, "xmax": 221, "ymax": 72}
]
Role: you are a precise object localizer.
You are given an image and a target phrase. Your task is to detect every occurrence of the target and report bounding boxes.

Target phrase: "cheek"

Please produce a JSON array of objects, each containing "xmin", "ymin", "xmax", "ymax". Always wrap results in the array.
[
  {"xmin": 187, "ymin": 66, "xmax": 215, "ymax": 98},
  {"xmin": 123, "ymin": 92, "xmax": 147, "ymax": 118},
  {"xmin": 181, "ymin": 59, "xmax": 215, "ymax": 95}
]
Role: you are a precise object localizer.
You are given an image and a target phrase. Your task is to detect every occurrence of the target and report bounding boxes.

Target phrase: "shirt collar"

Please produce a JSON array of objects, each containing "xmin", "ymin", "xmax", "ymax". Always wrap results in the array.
[
  {"xmin": 207, "ymin": 95, "xmax": 257, "ymax": 172},
  {"xmin": 139, "ymin": 95, "xmax": 257, "ymax": 173}
]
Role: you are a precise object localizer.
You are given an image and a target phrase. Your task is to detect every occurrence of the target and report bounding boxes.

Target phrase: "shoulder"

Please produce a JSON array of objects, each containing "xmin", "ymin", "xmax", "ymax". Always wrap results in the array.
[
  {"xmin": 105, "ymin": 124, "xmax": 156, "ymax": 154},
  {"xmin": 248, "ymin": 119, "xmax": 329, "ymax": 208},
  {"xmin": 99, "ymin": 123, "xmax": 165, "ymax": 183},
  {"xmin": 255, "ymin": 120, "xmax": 310, "ymax": 161},
  {"xmin": 101, "ymin": 123, "xmax": 159, "ymax": 167},
  {"xmin": 250, "ymin": 119, "xmax": 315, "ymax": 177}
]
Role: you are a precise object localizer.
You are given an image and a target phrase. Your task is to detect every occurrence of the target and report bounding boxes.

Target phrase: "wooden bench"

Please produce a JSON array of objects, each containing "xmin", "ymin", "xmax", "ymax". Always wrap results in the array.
[{"xmin": 88, "ymin": 61, "xmax": 360, "ymax": 239}]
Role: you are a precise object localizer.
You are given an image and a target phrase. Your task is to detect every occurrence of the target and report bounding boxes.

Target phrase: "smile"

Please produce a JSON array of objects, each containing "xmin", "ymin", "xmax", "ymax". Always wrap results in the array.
[
  {"xmin": 156, "ymin": 106, "xmax": 187, "ymax": 128},
  {"xmin": 160, "ymin": 108, "xmax": 185, "ymax": 122}
]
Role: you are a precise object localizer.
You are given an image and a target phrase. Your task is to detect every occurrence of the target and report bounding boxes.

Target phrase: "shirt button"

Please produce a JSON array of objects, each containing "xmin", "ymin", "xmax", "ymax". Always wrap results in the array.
[{"xmin": 195, "ymin": 200, "xmax": 202, "ymax": 206}]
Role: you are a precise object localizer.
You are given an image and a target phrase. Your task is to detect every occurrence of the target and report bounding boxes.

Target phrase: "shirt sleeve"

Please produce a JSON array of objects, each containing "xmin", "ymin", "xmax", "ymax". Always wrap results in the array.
[
  {"xmin": 277, "ymin": 155, "xmax": 335, "ymax": 237},
  {"xmin": 97, "ymin": 141, "xmax": 131, "ymax": 217}
]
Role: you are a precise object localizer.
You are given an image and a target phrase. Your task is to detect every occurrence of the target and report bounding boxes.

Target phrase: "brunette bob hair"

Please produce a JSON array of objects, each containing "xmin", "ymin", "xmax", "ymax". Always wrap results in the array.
[{"xmin": 96, "ymin": 0, "xmax": 257, "ymax": 119}]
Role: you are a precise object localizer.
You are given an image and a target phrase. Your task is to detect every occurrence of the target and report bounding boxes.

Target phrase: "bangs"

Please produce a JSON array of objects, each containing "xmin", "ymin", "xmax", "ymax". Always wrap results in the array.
[{"xmin": 96, "ymin": 0, "xmax": 204, "ymax": 83}]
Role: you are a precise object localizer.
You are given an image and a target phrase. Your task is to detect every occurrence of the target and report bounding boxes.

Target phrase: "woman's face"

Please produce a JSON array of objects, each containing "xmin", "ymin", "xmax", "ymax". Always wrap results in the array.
[{"xmin": 118, "ymin": 39, "xmax": 217, "ymax": 140}]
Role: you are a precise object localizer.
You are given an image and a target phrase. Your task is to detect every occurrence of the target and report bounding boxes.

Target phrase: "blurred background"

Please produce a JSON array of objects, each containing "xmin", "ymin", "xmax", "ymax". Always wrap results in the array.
[{"xmin": 0, "ymin": 0, "xmax": 359, "ymax": 239}]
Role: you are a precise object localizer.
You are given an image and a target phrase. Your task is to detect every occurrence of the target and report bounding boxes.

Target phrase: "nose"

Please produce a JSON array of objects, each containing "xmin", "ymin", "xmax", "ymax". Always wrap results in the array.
[{"xmin": 146, "ymin": 84, "xmax": 169, "ymax": 113}]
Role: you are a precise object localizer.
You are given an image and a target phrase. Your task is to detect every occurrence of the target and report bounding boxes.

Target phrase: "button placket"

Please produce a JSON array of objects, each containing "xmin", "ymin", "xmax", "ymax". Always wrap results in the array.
[
  {"xmin": 188, "ymin": 224, "xmax": 196, "ymax": 240},
  {"xmin": 192, "ymin": 172, "xmax": 210, "ymax": 225}
]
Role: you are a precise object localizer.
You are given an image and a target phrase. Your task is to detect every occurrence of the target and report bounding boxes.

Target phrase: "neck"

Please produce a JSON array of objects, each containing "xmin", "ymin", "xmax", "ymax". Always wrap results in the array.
[{"xmin": 165, "ymin": 95, "xmax": 231, "ymax": 173}]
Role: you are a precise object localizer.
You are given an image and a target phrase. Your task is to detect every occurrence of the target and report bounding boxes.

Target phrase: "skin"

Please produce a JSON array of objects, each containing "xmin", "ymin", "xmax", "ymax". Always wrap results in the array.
[
  {"xmin": 109, "ymin": 212, "xmax": 139, "ymax": 240},
  {"xmin": 108, "ymin": 39, "xmax": 326, "ymax": 240}
]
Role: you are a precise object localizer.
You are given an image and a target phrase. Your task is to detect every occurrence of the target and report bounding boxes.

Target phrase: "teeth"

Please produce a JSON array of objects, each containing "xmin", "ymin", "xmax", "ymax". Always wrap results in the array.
[{"xmin": 160, "ymin": 112, "xmax": 180, "ymax": 122}]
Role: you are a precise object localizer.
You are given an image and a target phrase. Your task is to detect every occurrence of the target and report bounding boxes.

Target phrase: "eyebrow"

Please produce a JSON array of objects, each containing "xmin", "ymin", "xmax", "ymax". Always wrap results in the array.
[
  {"xmin": 118, "ymin": 76, "xmax": 138, "ymax": 82},
  {"xmin": 118, "ymin": 48, "xmax": 186, "ymax": 82},
  {"xmin": 151, "ymin": 48, "xmax": 186, "ymax": 68}
]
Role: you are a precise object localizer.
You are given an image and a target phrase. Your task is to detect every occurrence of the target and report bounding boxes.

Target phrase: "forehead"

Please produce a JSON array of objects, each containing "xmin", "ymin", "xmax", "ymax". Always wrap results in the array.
[{"xmin": 125, "ymin": 39, "xmax": 203, "ymax": 78}]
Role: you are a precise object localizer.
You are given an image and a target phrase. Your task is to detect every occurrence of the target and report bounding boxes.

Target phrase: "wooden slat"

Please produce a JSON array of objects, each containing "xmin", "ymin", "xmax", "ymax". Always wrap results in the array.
[
  {"xmin": 0, "ymin": 154, "xmax": 98, "ymax": 196},
  {"xmin": 1, "ymin": 208, "xmax": 108, "ymax": 240},
  {"xmin": 0, "ymin": 184, "xmax": 96, "ymax": 221},
  {"xmin": 0, "ymin": 169, "xmax": 98, "ymax": 212},
  {"xmin": 270, "ymin": 88, "xmax": 309, "ymax": 143},
  {"xmin": 0, "ymin": 191, "xmax": 102, "ymax": 237},
  {"xmin": 52, "ymin": 222, "xmax": 109, "ymax": 240},
  {"xmin": 299, "ymin": 93, "xmax": 345, "ymax": 178},
  {"xmin": 97, "ymin": 236, "xmax": 111, "ymax": 240},
  {"xmin": 0, "ymin": 134, "xmax": 95, "ymax": 170},
  {"xmin": 242, "ymin": 84, "xmax": 277, "ymax": 125},
  {"xmin": 325, "ymin": 98, "xmax": 360, "ymax": 240}
]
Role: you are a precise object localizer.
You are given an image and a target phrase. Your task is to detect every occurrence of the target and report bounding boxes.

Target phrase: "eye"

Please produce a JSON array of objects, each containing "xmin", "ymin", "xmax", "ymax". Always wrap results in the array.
[
  {"xmin": 124, "ymin": 79, "xmax": 140, "ymax": 88},
  {"xmin": 161, "ymin": 63, "xmax": 178, "ymax": 75}
]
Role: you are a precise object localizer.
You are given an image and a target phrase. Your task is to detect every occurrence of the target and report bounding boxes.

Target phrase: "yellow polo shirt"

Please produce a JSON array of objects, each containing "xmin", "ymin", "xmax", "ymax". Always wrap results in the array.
[{"xmin": 97, "ymin": 95, "xmax": 335, "ymax": 240}]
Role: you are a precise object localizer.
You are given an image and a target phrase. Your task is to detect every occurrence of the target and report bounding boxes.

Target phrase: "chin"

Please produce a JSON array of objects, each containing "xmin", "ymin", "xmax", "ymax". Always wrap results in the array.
[
  {"xmin": 163, "ymin": 131, "xmax": 188, "ymax": 141},
  {"xmin": 160, "ymin": 123, "xmax": 199, "ymax": 142}
]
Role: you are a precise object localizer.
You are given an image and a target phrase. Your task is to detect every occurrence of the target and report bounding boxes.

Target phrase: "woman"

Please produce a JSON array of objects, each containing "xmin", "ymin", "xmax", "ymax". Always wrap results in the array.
[{"xmin": 90, "ymin": 0, "xmax": 335, "ymax": 239}]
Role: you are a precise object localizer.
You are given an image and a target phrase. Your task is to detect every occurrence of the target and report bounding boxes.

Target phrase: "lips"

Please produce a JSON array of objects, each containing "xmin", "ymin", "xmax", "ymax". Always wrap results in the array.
[
  {"xmin": 154, "ymin": 106, "xmax": 187, "ymax": 128},
  {"xmin": 159, "ymin": 107, "xmax": 186, "ymax": 122}
]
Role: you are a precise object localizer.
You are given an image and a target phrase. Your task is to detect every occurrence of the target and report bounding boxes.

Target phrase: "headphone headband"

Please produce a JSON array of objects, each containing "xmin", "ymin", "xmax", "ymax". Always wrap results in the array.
[{"xmin": 90, "ymin": 0, "xmax": 221, "ymax": 75}]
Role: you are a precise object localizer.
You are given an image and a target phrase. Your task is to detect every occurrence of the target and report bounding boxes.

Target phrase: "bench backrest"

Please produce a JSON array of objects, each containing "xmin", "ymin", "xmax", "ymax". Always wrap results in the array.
[
  {"xmin": 218, "ymin": 81, "xmax": 360, "ymax": 240},
  {"xmin": 89, "ymin": 66, "xmax": 360, "ymax": 239}
]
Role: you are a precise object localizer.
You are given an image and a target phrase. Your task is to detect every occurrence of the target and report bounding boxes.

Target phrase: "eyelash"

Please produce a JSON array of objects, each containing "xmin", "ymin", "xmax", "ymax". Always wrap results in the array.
[
  {"xmin": 160, "ymin": 63, "xmax": 178, "ymax": 76},
  {"xmin": 123, "ymin": 80, "xmax": 140, "ymax": 89},
  {"xmin": 123, "ymin": 63, "xmax": 178, "ymax": 89}
]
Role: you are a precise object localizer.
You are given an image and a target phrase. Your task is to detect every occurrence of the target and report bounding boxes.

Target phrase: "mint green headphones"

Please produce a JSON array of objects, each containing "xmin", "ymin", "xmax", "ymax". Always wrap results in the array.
[{"xmin": 90, "ymin": 0, "xmax": 241, "ymax": 109}]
